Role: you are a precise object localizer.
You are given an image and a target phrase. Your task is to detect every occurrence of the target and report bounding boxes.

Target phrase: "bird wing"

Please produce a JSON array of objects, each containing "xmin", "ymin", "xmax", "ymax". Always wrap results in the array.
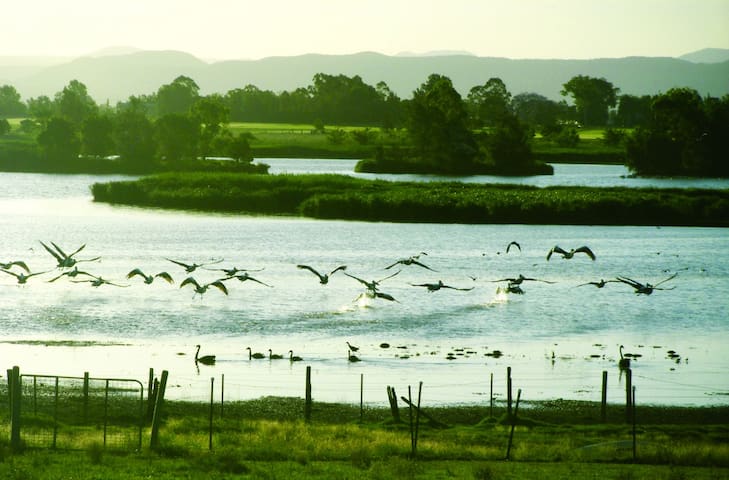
[
  {"xmin": 127, "ymin": 268, "xmax": 146, "ymax": 279},
  {"xmin": 531, "ymin": 278, "xmax": 556, "ymax": 284},
  {"xmin": 411, "ymin": 260, "xmax": 437, "ymax": 271},
  {"xmin": 66, "ymin": 243, "xmax": 87, "ymax": 258},
  {"xmin": 297, "ymin": 264, "xmax": 323, "ymax": 280},
  {"xmin": 180, "ymin": 276, "xmax": 200, "ymax": 289},
  {"xmin": 616, "ymin": 276, "xmax": 642, "ymax": 289},
  {"xmin": 575, "ymin": 246, "xmax": 596, "ymax": 260},
  {"xmin": 654, "ymin": 272, "xmax": 678, "ymax": 287},
  {"xmin": 506, "ymin": 241, "xmax": 521, "ymax": 253},
  {"xmin": 383, "ymin": 260, "xmax": 402, "ymax": 270},
  {"xmin": 328, "ymin": 265, "xmax": 347, "ymax": 276},
  {"xmin": 50, "ymin": 241, "xmax": 71, "ymax": 259},
  {"xmin": 377, "ymin": 270, "xmax": 401, "ymax": 283},
  {"xmin": 167, "ymin": 258, "xmax": 191, "ymax": 269},
  {"xmin": 209, "ymin": 281, "xmax": 229, "ymax": 295},
  {"xmin": 343, "ymin": 272, "xmax": 369, "ymax": 286},
  {"xmin": 443, "ymin": 285, "xmax": 474, "ymax": 291},
  {"xmin": 410, "ymin": 283, "xmax": 433, "ymax": 288},
  {"xmin": 244, "ymin": 276, "xmax": 272, "ymax": 287},
  {"xmin": 0, "ymin": 269, "xmax": 20, "ymax": 279},
  {"xmin": 40, "ymin": 241, "xmax": 64, "ymax": 263},
  {"xmin": 48, "ymin": 271, "xmax": 69, "ymax": 282},
  {"xmin": 374, "ymin": 291, "xmax": 397, "ymax": 301},
  {"xmin": 202, "ymin": 258, "xmax": 224, "ymax": 267},
  {"xmin": 155, "ymin": 272, "xmax": 174, "ymax": 284},
  {"xmin": 547, "ymin": 246, "xmax": 567, "ymax": 260},
  {"xmin": 7, "ymin": 261, "xmax": 30, "ymax": 273}
]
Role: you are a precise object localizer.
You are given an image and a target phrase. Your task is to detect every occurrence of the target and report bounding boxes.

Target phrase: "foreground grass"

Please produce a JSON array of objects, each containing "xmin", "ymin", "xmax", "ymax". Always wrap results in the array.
[
  {"xmin": 1, "ymin": 398, "xmax": 728, "ymax": 479},
  {"xmin": 91, "ymin": 172, "xmax": 729, "ymax": 227}
]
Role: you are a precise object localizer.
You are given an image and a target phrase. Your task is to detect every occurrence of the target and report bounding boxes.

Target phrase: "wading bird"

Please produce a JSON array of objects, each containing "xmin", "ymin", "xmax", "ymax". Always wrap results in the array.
[
  {"xmin": 246, "ymin": 347, "xmax": 265, "ymax": 359},
  {"xmin": 289, "ymin": 350, "xmax": 303, "ymax": 362},
  {"xmin": 126, "ymin": 268, "xmax": 174, "ymax": 285},
  {"xmin": 546, "ymin": 245, "xmax": 596, "ymax": 261},
  {"xmin": 166, "ymin": 258, "xmax": 223, "ymax": 273},
  {"xmin": 410, "ymin": 280, "xmax": 474, "ymax": 292},
  {"xmin": 616, "ymin": 273, "xmax": 677, "ymax": 295},
  {"xmin": 296, "ymin": 264, "xmax": 347, "ymax": 284},
  {"xmin": 0, "ymin": 268, "xmax": 49, "ymax": 284},
  {"xmin": 385, "ymin": 253, "xmax": 436, "ymax": 271},
  {"xmin": 180, "ymin": 277, "xmax": 229, "ymax": 298},
  {"xmin": 195, "ymin": 345, "xmax": 216, "ymax": 365},
  {"xmin": 576, "ymin": 279, "xmax": 618, "ymax": 288},
  {"xmin": 40, "ymin": 241, "xmax": 100, "ymax": 269},
  {"xmin": 618, "ymin": 345, "xmax": 631, "ymax": 370},
  {"xmin": 225, "ymin": 272, "xmax": 272, "ymax": 287},
  {"xmin": 0, "ymin": 260, "xmax": 29, "ymax": 272}
]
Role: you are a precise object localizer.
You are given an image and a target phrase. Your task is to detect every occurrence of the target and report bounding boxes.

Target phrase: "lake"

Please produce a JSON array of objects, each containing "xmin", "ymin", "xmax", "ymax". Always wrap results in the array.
[{"xmin": 1, "ymin": 162, "xmax": 728, "ymax": 408}]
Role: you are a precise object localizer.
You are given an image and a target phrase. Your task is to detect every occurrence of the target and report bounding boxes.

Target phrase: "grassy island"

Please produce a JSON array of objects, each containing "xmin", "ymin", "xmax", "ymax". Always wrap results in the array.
[{"xmin": 91, "ymin": 172, "xmax": 729, "ymax": 227}]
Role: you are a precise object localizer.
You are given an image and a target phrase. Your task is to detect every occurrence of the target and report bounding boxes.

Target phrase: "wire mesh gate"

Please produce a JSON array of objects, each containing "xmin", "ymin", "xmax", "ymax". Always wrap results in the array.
[{"xmin": 19, "ymin": 373, "xmax": 144, "ymax": 450}]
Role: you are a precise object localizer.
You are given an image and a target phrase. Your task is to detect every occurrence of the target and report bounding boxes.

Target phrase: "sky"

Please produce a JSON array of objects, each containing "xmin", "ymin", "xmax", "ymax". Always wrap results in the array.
[{"xmin": 1, "ymin": 0, "xmax": 728, "ymax": 60}]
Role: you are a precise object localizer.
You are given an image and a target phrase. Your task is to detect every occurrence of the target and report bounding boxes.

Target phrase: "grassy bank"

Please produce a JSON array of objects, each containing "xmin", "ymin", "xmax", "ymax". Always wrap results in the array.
[
  {"xmin": 1, "ymin": 397, "xmax": 727, "ymax": 479},
  {"xmin": 91, "ymin": 172, "xmax": 729, "ymax": 227}
]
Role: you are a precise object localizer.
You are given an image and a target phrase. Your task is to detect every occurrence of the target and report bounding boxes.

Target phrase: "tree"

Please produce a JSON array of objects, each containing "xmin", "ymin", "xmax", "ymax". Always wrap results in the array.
[
  {"xmin": 27, "ymin": 95, "xmax": 55, "ymax": 126},
  {"xmin": 81, "ymin": 114, "xmax": 115, "ymax": 157},
  {"xmin": 113, "ymin": 109, "xmax": 156, "ymax": 168},
  {"xmin": 0, "ymin": 85, "xmax": 27, "ymax": 117},
  {"xmin": 466, "ymin": 77, "xmax": 512, "ymax": 127},
  {"xmin": 561, "ymin": 75, "xmax": 619, "ymax": 126},
  {"xmin": 0, "ymin": 118, "xmax": 10, "ymax": 135},
  {"xmin": 511, "ymin": 92, "xmax": 569, "ymax": 127},
  {"xmin": 157, "ymin": 75, "xmax": 200, "ymax": 116},
  {"xmin": 615, "ymin": 94, "xmax": 653, "ymax": 127},
  {"xmin": 37, "ymin": 117, "xmax": 80, "ymax": 162},
  {"xmin": 406, "ymin": 74, "xmax": 479, "ymax": 173},
  {"xmin": 192, "ymin": 94, "xmax": 230, "ymax": 156},
  {"xmin": 55, "ymin": 80, "xmax": 98, "ymax": 125},
  {"xmin": 155, "ymin": 114, "xmax": 200, "ymax": 164},
  {"xmin": 481, "ymin": 112, "xmax": 534, "ymax": 173}
]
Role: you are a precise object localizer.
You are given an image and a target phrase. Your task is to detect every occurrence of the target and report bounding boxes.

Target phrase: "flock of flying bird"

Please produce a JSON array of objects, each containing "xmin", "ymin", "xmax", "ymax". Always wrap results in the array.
[{"xmin": 0, "ymin": 241, "xmax": 678, "ymax": 300}]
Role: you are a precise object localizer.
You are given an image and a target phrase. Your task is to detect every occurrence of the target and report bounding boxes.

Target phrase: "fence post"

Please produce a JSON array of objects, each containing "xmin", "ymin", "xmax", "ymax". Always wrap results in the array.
[
  {"xmin": 10, "ymin": 366, "xmax": 21, "ymax": 450},
  {"xmin": 359, "ymin": 373, "xmax": 364, "ymax": 423},
  {"xmin": 53, "ymin": 376, "xmax": 59, "ymax": 449},
  {"xmin": 147, "ymin": 368, "xmax": 154, "ymax": 412},
  {"xmin": 387, "ymin": 386, "xmax": 400, "ymax": 422},
  {"xmin": 632, "ymin": 386, "xmax": 637, "ymax": 461},
  {"xmin": 150, "ymin": 370, "xmax": 168, "ymax": 450},
  {"xmin": 103, "ymin": 379, "xmax": 109, "ymax": 447},
  {"xmin": 601, "ymin": 370, "xmax": 608, "ymax": 422},
  {"xmin": 625, "ymin": 368, "xmax": 632, "ymax": 423},
  {"xmin": 304, "ymin": 366, "xmax": 312, "ymax": 422},
  {"xmin": 507, "ymin": 366, "xmax": 513, "ymax": 417},
  {"xmin": 83, "ymin": 371, "xmax": 90, "ymax": 422},
  {"xmin": 220, "ymin": 374, "xmax": 225, "ymax": 419},
  {"xmin": 209, "ymin": 377, "xmax": 214, "ymax": 451},
  {"xmin": 489, "ymin": 372, "xmax": 494, "ymax": 419},
  {"xmin": 505, "ymin": 388, "xmax": 522, "ymax": 460}
]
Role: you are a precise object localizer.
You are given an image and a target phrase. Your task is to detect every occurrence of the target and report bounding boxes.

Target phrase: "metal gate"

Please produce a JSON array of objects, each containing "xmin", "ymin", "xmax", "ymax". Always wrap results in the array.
[{"xmin": 18, "ymin": 373, "xmax": 144, "ymax": 450}]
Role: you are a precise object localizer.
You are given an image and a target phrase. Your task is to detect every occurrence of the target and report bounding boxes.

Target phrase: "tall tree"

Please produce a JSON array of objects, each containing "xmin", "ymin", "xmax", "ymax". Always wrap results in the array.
[
  {"xmin": 615, "ymin": 94, "xmax": 653, "ymax": 127},
  {"xmin": 561, "ymin": 75, "xmax": 619, "ymax": 126},
  {"xmin": 81, "ymin": 114, "xmax": 115, "ymax": 157},
  {"xmin": 37, "ymin": 117, "xmax": 80, "ymax": 162},
  {"xmin": 0, "ymin": 84, "xmax": 27, "ymax": 117},
  {"xmin": 157, "ymin": 75, "xmax": 200, "ymax": 116},
  {"xmin": 466, "ymin": 77, "xmax": 512, "ymax": 127},
  {"xmin": 55, "ymin": 80, "xmax": 98, "ymax": 125},
  {"xmin": 192, "ymin": 94, "xmax": 230, "ymax": 157},
  {"xmin": 511, "ymin": 92, "xmax": 569, "ymax": 127},
  {"xmin": 155, "ymin": 113, "xmax": 200, "ymax": 165},
  {"xmin": 27, "ymin": 95, "xmax": 55, "ymax": 126},
  {"xmin": 407, "ymin": 74, "xmax": 479, "ymax": 173},
  {"xmin": 113, "ymin": 109, "xmax": 156, "ymax": 169}
]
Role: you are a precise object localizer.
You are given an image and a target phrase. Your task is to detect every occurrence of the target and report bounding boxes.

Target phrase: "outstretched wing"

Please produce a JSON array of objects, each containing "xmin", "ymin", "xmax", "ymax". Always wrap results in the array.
[
  {"xmin": 374, "ymin": 291, "xmax": 397, "ymax": 302},
  {"xmin": 547, "ymin": 245, "xmax": 567, "ymax": 261},
  {"xmin": 616, "ymin": 276, "xmax": 642, "ymax": 289},
  {"xmin": 155, "ymin": 272, "xmax": 175, "ymax": 284},
  {"xmin": 40, "ymin": 241, "xmax": 64, "ymax": 263},
  {"xmin": 442, "ymin": 285, "xmax": 474, "ymax": 291},
  {"xmin": 328, "ymin": 265, "xmax": 347, "ymax": 276},
  {"xmin": 343, "ymin": 272, "xmax": 369, "ymax": 286},
  {"xmin": 242, "ymin": 275, "xmax": 272, "ymax": 287},
  {"xmin": 410, "ymin": 259, "xmax": 437, "ymax": 271},
  {"xmin": 506, "ymin": 241, "xmax": 521, "ymax": 253},
  {"xmin": 376, "ymin": 270, "xmax": 401, "ymax": 283},
  {"xmin": 297, "ymin": 264, "xmax": 323, "ymax": 280},
  {"xmin": 575, "ymin": 246, "xmax": 596, "ymax": 260},
  {"xmin": 384, "ymin": 260, "xmax": 402, "ymax": 270},
  {"xmin": 654, "ymin": 272, "xmax": 678, "ymax": 287},
  {"xmin": 66, "ymin": 243, "xmax": 87, "ymax": 258},
  {"xmin": 180, "ymin": 276, "xmax": 200, "ymax": 289},
  {"xmin": 4, "ymin": 261, "xmax": 30, "ymax": 273},
  {"xmin": 167, "ymin": 258, "xmax": 191, "ymax": 270},
  {"xmin": 209, "ymin": 280, "xmax": 229, "ymax": 295},
  {"xmin": 127, "ymin": 268, "xmax": 146, "ymax": 280}
]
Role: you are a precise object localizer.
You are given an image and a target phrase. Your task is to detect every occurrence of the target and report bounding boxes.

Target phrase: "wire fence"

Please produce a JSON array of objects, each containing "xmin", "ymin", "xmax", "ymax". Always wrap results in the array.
[{"xmin": 16, "ymin": 373, "xmax": 144, "ymax": 451}]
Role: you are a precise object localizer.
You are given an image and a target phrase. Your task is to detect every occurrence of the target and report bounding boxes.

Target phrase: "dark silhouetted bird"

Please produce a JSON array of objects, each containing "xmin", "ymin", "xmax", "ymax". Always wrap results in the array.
[
  {"xmin": 547, "ymin": 245, "xmax": 596, "ymax": 261},
  {"xmin": 297, "ymin": 264, "xmax": 347, "ymax": 284}
]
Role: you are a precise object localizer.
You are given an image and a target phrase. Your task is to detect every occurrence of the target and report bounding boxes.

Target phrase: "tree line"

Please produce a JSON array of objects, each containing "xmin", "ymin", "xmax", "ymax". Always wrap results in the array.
[{"xmin": 0, "ymin": 73, "xmax": 727, "ymax": 176}]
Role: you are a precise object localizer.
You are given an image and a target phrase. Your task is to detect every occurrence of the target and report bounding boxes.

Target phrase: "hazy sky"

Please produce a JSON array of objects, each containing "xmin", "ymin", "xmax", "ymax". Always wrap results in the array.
[{"xmin": 2, "ymin": 0, "xmax": 728, "ymax": 60}]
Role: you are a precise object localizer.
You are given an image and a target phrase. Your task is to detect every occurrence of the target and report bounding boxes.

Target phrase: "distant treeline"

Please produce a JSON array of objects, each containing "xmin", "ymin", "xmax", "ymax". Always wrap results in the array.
[{"xmin": 92, "ymin": 173, "xmax": 729, "ymax": 227}]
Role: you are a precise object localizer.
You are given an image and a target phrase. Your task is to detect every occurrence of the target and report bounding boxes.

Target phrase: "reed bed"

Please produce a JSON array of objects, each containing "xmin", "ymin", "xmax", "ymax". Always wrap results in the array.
[{"xmin": 91, "ymin": 172, "xmax": 729, "ymax": 227}]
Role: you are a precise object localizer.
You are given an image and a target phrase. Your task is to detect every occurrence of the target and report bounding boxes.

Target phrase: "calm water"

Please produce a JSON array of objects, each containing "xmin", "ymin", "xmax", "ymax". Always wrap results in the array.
[{"xmin": 1, "ymin": 164, "xmax": 728, "ymax": 407}]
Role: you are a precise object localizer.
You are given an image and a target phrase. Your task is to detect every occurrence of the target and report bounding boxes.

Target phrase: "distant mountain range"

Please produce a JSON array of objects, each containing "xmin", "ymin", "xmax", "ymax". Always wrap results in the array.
[{"xmin": 1, "ymin": 48, "xmax": 728, "ymax": 103}]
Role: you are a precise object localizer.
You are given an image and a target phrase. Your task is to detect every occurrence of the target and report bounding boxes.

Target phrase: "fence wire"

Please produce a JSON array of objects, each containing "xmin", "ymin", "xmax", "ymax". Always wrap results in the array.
[{"xmin": 19, "ymin": 374, "xmax": 144, "ymax": 451}]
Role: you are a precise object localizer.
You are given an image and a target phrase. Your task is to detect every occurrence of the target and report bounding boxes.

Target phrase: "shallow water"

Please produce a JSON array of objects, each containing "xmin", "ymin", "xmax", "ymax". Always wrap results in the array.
[{"xmin": 1, "ymin": 166, "xmax": 728, "ymax": 407}]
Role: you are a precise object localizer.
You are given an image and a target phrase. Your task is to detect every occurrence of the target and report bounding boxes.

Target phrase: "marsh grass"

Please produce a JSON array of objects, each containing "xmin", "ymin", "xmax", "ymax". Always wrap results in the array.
[{"xmin": 91, "ymin": 172, "xmax": 729, "ymax": 227}]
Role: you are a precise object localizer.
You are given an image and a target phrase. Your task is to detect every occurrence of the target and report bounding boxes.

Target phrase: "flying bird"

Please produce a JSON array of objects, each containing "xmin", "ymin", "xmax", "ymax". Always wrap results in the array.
[
  {"xmin": 48, "ymin": 266, "xmax": 96, "ymax": 283},
  {"xmin": 212, "ymin": 266, "xmax": 265, "ymax": 276},
  {"xmin": 166, "ymin": 258, "xmax": 223, "ymax": 273},
  {"xmin": 297, "ymin": 264, "xmax": 347, "ymax": 284},
  {"xmin": 225, "ymin": 272, "xmax": 272, "ymax": 287},
  {"xmin": 489, "ymin": 274, "xmax": 555, "ymax": 285},
  {"xmin": 180, "ymin": 276, "xmax": 229, "ymax": 298},
  {"xmin": 1, "ymin": 268, "xmax": 49, "ymax": 284},
  {"xmin": 344, "ymin": 270, "xmax": 400, "ymax": 292},
  {"xmin": 505, "ymin": 241, "xmax": 521, "ymax": 254},
  {"xmin": 40, "ymin": 241, "xmax": 100, "ymax": 268},
  {"xmin": 576, "ymin": 279, "xmax": 618, "ymax": 288},
  {"xmin": 127, "ymin": 268, "xmax": 174, "ymax": 285},
  {"xmin": 385, "ymin": 253, "xmax": 436, "ymax": 271},
  {"xmin": 72, "ymin": 275, "xmax": 129, "ymax": 288},
  {"xmin": 616, "ymin": 273, "xmax": 677, "ymax": 295},
  {"xmin": 0, "ymin": 260, "xmax": 30, "ymax": 273},
  {"xmin": 546, "ymin": 245, "xmax": 596, "ymax": 261},
  {"xmin": 410, "ymin": 280, "xmax": 474, "ymax": 292}
]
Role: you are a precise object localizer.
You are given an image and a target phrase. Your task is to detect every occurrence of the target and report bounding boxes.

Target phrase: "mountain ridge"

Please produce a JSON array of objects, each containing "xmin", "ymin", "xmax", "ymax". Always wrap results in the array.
[{"xmin": 2, "ymin": 49, "xmax": 727, "ymax": 103}]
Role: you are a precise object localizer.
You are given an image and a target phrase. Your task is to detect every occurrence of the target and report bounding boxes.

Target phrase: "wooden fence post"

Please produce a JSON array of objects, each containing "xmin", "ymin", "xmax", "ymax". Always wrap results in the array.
[
  {"xmin": 507, "ymin": 366, "xmax": 513, "ymax": 417},
  {"xmin": 150, "ymin": 370, "xmax": 168, "ymax": 450},
  {"xmin": 489, "ymin": 372, "xmax": 494, "ymax": 419},
  {"xmin": 632, "ymin": 386, "xmax": 637, "ymax": 461},
  {"xmin": 209, "ymin": 377, "xmax": 214, "ymax": 451},
  {"xmin": 10, "ymin": 366, "xmax": 21, "ymax": 450},
  {"xmin": 601, "ymin": 370, "xmax": 608, "ymax": 422},
  {"xmin": 304, "ymin": 366, "xmax": 312, "ymax": 422},
  {"xmin": 83, "ymin": 371, "xmax": 90, "ymax": 422},
  {"xmin": 625, "ymin": 368, "xmax": 632, "ymax": 423},
  {"xmin": 220, "ymin": 374, "xmax": 225, "ymax": 419},
  {"xmin": 505, "ymin": 388, "xmax": 522, "ymax": 460},
  {"xmin": 387, "ymin": 386, "xmax": 400, "ymax": 422}
]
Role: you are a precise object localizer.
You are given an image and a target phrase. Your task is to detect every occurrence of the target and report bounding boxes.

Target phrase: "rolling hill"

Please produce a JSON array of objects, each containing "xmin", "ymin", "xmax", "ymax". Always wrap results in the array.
[{"xmin": 3, "ymin": 49, "xmax": 728, "ymax": 103}]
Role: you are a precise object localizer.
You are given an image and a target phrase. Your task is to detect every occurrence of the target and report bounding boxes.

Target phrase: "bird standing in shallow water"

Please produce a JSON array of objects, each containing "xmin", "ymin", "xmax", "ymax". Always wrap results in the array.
[
  {"xmin": 547, "ymin": 245, "xmax": 596, "ymax": 261},
  {"xmin": 289, "ymin": 350, "xmax": 303, "ymax": 362},
  {"xmin": 195, "ymin": 345, "xmax": 216, "ymax": 365},
  {"xmin": 246, "ymin": 347, "xmax": 265, "ymax": 359},
  {"xmin": 297, "ymin": 264, "xmax": 347, "ymax": 284}
]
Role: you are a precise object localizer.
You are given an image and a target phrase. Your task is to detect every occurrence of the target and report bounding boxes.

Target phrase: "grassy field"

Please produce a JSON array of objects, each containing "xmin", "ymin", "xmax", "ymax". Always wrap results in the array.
[
  {"xmin": 90, "ymin": 172, "xmax": 729, "ymax": 227},
  {"xmin": 1, "ymin": 396, "xmax": 727, "ymax": 479}
]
